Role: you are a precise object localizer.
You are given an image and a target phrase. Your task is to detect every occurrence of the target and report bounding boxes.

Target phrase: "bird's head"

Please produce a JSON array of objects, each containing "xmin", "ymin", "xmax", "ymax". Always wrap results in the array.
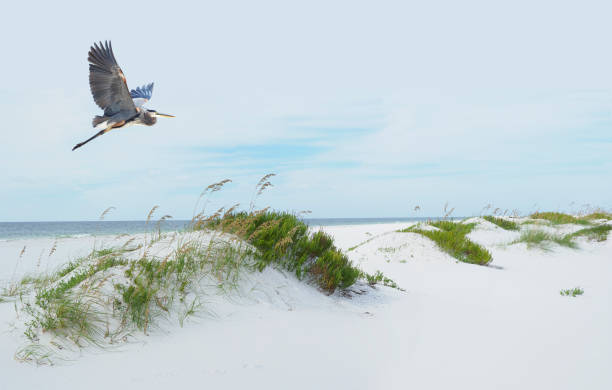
[
  {"xmin": 148, "ymin": 109, "xmax": 175, "ymax": 119},
  {"xmin": 144, "ymin": 109, "xmax": 175, "ymax": 126}
]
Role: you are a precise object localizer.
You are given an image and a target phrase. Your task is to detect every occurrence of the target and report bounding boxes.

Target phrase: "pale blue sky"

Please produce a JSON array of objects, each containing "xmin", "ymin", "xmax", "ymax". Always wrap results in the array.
[{"xmin": 1, "ymin": 0, "xmax": 611, "ymax": 221}]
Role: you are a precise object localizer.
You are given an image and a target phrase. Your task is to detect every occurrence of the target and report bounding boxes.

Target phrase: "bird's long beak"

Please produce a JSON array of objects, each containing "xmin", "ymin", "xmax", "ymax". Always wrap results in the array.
[{"xmin": 157, "ymin": 113, "xmax": 175, "ymax": 118}]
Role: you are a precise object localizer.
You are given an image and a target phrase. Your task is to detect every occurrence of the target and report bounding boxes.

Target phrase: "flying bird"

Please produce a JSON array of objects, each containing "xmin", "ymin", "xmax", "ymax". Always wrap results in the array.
[{"xmin": 72, "ymin": 41, "xmax": 174, "ymax": 151}]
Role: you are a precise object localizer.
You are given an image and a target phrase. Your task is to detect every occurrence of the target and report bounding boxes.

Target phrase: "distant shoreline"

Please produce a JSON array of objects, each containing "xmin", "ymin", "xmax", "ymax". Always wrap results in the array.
[{"xmin": 0, "ymin": 217, "xmax": 454, "ymax": 240}]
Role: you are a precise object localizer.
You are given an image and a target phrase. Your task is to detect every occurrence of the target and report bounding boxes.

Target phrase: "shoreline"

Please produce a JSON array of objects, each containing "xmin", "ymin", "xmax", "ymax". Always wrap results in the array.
[{"xmin": 0, "ymin": 217, "xmax": 453, "ymax": 241}]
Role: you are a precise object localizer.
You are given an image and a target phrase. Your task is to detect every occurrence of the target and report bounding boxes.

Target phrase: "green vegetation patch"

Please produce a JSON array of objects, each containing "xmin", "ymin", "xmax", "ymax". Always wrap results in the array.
[
  {"xmin": 567, "ymin": 225, "xmax": 612, "ymax": 242},
  {"xmin": 520, "ymin": 220, "xmax": 550, "ymax": 226},
  {"xmin": 429, "ymin": 220, "xmax": 477, "ymax": 235},
  {"xmin": 529, "ymin": 212, "xmax": 591, "ymax": 226},
  {"xmin": 482, "ymin": 216, "xmax": 520, "ymax": 231},
  {"xmin": 364, "ymin": 271, "xmax": 401, "ymax": 290},
  {"xmin": 400, "ymin": 221, "xmax": 492, "ymax": 266},
  {"xmin": 16, "ymin": 239, "xmax": 253, "ymax": 363},
  {"xmin": 560, "ymin": 287, "xmax": 584, "ymax": 297},
  {"xmin": 511, "ymin": 230, "xmax": 577, "ymax": 250},
  {"xmin": 583, "ymin": 211, "xmax": 612, "ymax": 221},
  {"xmin": 201, "ymin": 211, "xmax": 396, "ymax": 292}
]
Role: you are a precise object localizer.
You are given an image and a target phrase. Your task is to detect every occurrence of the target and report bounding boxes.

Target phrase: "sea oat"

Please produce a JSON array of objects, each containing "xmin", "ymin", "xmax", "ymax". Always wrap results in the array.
[
  {"xmin": 99, "ymin": 207, "xmax": 116, "ymax": 221},
  {"xmin": 146, "ymin": 206, "xmax": 159, "ymax": 225},
  {"xmin": 256, "ymin": 173, "xmax": 276, "ymax": 189},
  {"xmin": 48, "ymin": 241, "xmax": 58, "ymax": 257},
  {"xmin": 249, "ymin": 173, "xmax": 276, "ymax": 210}
]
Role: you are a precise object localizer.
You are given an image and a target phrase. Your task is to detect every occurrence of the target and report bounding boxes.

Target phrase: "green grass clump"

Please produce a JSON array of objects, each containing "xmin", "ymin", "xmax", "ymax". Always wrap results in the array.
[
  {"xmin": 400, "ymin": 221, "xmax": 492, "ymax": 266},
  {"xmin": 520, "ymin": 220, "xmax": 550, "ymax": 226},
  {"xmin": 429, "ymin": 220, "xmax": 477, "ymax": 235},
  {"xmin": 583, "ymin": 211, "xmax": 612, "ymax": 221},
  {"xmin": 567, "ymin": 225, "xmax": 612, "ymax": 242},
  {"xmin": 530, "ymin": 212, "xmax": 591, "ymax": 226},
  {"xmin": 55, "ymin": 260, "xmax": 80, "ymax": 279},
  {"xmin": 17, "ymin": 237, "xmax": 251, "ymax": 363},
  {"xmin": 511, "ymin": 230, "xmax": 577, "ymax": 250},
  {"xmin": 312, "ymin": 250, "xmax": 360, "ymax": 290},
  {"xmin": 22, "ymin": 253, "xmax": 130, "ymax": 345},
  {"xmin": 201, "ymin": 210, "xmax": 368, "ymax": 293},
  {"xmin": 363, "ymin": 270, "xmax": 402, "ymax": 290},
  {"xmin": 560, "ymin": 287, "xmax": 584, "ymax": 297},
  {"xmin": 36, "ymin": 256, "xmax": 127, "ymax": 307},
  {"xmin": 482, "ymin": 216, "xmax": 520, "ymax": 231}
]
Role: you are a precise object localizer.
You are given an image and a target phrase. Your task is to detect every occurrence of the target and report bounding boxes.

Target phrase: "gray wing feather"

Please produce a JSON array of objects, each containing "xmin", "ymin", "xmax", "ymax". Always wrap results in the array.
[{"xmin": 88, "ymin": 41, "xmax": 137, "ymax": 117}]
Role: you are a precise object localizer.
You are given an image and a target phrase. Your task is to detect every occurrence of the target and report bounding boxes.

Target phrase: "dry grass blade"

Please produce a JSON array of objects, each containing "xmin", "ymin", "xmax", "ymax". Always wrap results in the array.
[
  {"xmin": 250, "ymin": 173, "xmax": 276, "ymax": 210},
  {"xmin": 36, "ymin": 249, "xmax": 44, "ymax": 268},
  {"xmin": 203, "ymin": 179, "xmax": 232, "ymax": 195},
  {"xmin": 99, "ymin": 207, "xmax": 116, "ymax": 221},
  {"xmin": 256, "ymin": 173, "xmax": 276, "ymax": 189},
  {"xmin": 223, "ymin": 204, "xmax": 241, "ymax": 218},
  {"xmin": 146, "ymin": 206, "xmax": 160, "ymax": 225},
  {"xmin": 48, "ymin": 242, "xmax": 58, "ymax": 257},
  {"xmin": 120, "ymin": 237, "xmax": 137, "ymax": 251},
  {"xmin": 481, "ymin": 204, "xmax": 492, "ymax": 215},
  {"xmin": 192, "ymin": 179, "xmax": 232, "ymax": 219},
  {"xmin": 442, "ymin": 202, "xmax": 455, "ymax": 220},
  {"xmin": 157, "ymin": 214, "xmax": 173, "ymax": 228},
  {"xmin": 257, "ymin": 181, "xmax": 274, "ymax": 196},
  {"xmin": 252, "ymin": 207, "xmax": 270, "ymax": 216},
  {"xmin": 247, "ymin": 219, "xmax": 282, "ymax": 241}
]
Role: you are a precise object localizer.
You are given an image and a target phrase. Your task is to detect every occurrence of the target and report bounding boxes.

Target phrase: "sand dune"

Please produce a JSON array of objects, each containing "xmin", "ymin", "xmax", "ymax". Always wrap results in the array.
[{"xmin": 1, "ymin": 219, "xmax": 611, "ymax": 389}]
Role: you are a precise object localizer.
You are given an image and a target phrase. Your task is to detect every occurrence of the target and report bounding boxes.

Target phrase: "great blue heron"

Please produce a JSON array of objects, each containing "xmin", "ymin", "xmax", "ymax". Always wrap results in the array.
[{"xmin": 72, "ymin": 41, "xmax": 174, "ymax": 151}]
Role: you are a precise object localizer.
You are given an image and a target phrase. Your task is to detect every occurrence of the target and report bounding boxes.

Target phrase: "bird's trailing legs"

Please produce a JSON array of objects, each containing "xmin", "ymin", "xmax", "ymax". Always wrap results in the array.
[{"xmin": 72, "ymin": 128, "xmax": 111, "ymax": 151}]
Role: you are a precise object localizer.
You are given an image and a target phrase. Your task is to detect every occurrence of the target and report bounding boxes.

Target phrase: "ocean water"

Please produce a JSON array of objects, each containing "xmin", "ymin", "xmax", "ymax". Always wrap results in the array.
[{"xmin": 0, "ymin": 218, "xmax": 436, "ymax": 240}]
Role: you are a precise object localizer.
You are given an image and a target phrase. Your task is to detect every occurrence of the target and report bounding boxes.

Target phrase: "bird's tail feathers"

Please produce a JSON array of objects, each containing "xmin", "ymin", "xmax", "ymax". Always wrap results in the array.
[{"xmin": 92, "ymin": 115, "xmax": 109, "ymax": 129}]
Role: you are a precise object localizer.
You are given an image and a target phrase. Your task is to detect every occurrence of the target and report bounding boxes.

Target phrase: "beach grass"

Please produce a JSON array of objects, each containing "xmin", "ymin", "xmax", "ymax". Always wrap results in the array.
[
  {"xmin": 8, "ymin": 175, "xmax": 400, "ymax": 364},
  {"xmin": 567, "ymin": 225, "xmax": 612, "ymax": 242},
  {"xmin": 583, "ymin": 211, "xmax": 612, "ymax": 221},
  {"xmin": 510, "ymin": 230, "xmax": 577, "ymax": 250},
  {"xmin": 364, "ymin": 270, "xmax": 402, "ymax": 290},
  {"xmin": 400, "ymin": 221, "xmax": 492, "ymax": 266},
  {"xmin": 529, "ymin": 212, "xmax": 591, "ymax": 226},
  {"xmin": 13, "ymin": 232, "xmax": 260, "ymax": 364},
  {"xmin": 197, "ymin": 209, "xmax": 399, "ymax": 292},
  {"xmin": 520, "ymin": 219, "xmax": 550, "ymax": 226},
  {"xmin": 429, "ymin": 220, "xmax": 477, "ymax": 235},
  {"xmin": 482, "ymin": 216, "xmax": 520, "ymax": 231},
  {"xmin": 560, "ymin": 287, "xmax": 584, "ymax": 297}
]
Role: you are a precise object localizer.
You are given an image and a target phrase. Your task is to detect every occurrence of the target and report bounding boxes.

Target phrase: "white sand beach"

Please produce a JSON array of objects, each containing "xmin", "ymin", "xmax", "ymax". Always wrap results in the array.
[{"xmin": 1, "ymin": 219, "xmax": 611, "ymax": 389}]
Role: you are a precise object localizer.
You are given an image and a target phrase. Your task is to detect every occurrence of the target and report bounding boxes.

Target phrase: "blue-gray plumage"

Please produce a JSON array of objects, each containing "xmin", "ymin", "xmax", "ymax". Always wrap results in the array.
[
  {"xmin": 131, "ymin": 83, "xmax": 154, "ymax": 101},
  {"xmin": 72, "ymin": 41, "xmax": 174, "ymax": 151}
]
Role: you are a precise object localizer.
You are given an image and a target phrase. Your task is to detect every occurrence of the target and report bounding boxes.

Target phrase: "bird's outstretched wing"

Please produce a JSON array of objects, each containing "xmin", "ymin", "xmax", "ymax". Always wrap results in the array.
[
  {"xmin": 130, "ymin": 83, "xmax": 154, "ymax": 107},
  {"xmin": 88, "ymin": 41, "xmax": 137, "ymax": 117}
]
